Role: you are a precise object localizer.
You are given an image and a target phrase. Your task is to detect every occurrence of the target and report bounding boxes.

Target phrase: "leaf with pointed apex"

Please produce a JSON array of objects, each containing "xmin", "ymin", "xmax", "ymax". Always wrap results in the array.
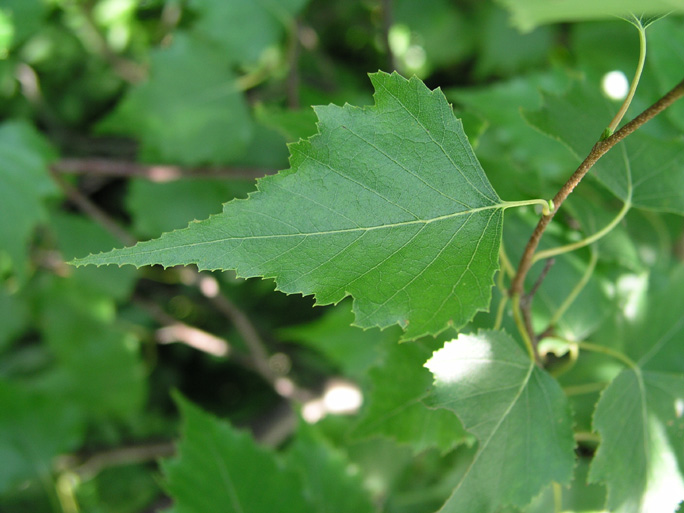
[
  {"xmin": 589, "ymin": 267, "xmax": 684, "ymax": 512},
  {"xmin": 163, "ymin": 395, "xmax": 314, "ymax": 513},
  {"xmin": 524, "ymin": 80, "xmax": 684, "ymax": 215},
  {"xmin": 425, "ymin": 330, "xmax": 575, "ymax": 513},
  {"xmin": 74, "ymin": 72, "xmax": 506, "ymax": 340}
]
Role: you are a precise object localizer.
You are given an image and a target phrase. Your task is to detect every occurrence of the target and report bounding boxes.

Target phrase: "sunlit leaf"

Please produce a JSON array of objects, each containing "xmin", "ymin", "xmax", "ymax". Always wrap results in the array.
[
  {"xmin": 76, "ymin": 72, "xmax": 506, "ymax": 340},
  {"xmin": 425, "ymin": 330, "xmax": 575, "ymax": 512}
]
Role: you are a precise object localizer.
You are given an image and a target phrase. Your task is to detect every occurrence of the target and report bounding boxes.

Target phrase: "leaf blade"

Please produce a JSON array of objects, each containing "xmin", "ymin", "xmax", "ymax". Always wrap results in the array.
[
  {"xmin": 75, "ymin": 72, "xmax": 505, "ymax": 340},
  {"xmin": 425, "ymin": 330, "xmax": 575, "ymax": 512}
]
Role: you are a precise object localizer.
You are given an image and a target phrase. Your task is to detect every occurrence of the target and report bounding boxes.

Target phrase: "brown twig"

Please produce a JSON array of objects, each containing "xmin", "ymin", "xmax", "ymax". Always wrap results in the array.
[
  {"xmin": 49, "ymin": 166, "xmax": 136, "ymax": 246},
  {"xmin": 52, "ymin": 158, "xmax": 273, "ymax": 182},
  {"xmin": 511, "ymin": 78, "xmax": 684, "ymax": 301}
]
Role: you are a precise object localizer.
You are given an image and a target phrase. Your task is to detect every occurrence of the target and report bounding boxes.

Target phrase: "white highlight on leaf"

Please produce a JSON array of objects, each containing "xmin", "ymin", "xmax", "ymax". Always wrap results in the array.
[
  {"xmin": 602, "ymin": 70, "xmax": 629, "ymax": 100},
  {"xmin": 616, "ymin": 273, "xmax": 648, "ymax": 322},
  {"xmin": 425, "ymin": 336, "xmax": 493, "ymax": 385},
  {"xmin": 675, "ymin": 399, "xmax": 684, "ymax": 418}
]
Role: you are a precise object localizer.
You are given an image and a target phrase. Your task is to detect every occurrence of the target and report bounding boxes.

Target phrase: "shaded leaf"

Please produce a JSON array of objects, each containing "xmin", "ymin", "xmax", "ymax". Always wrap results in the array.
[
  {"xmin": 76, "ymin": 72, "xmax": 506, "ymax": 340},
  {"xmin": 524, "ymin": 80, "xmax": 684, "ymax": 215},
  {"xmin": 279, "ymin": 301, "xmax": 392, "ymax": 380},
  {"xmin": 286, "ymin": 424, "xmax": 377, "ymax": 513},
  {"xmin": 189, "ymin": 0, "xmax": 308, "ymax": 66},
  {"xmin": 353, "ymin": 339, "xmax": 469, "ymax": 454},
  {"xmin": 589, "ymin": 266, "xmax": 684, "ymax": 512},
  {"xmin": 163, "ymin": 395, "xmax": 314, "ymax": 513},
  {"xmin": 497, "ymin": 0, "xmax": 684, "ymax": 32},
  {"xmin": 425, "ymin": 330, "xmax": 575, "ymax": 512},
  {"xmin": 0, "ymin": 121, "xmax": 58, "ymax": 280},
  {"xmin": 0, "ymin": 380, "xmax": 83, "ymax": 494},
  {"xmin": 98, "ymin": 33, "xmax": 252, "ymax": 165}
]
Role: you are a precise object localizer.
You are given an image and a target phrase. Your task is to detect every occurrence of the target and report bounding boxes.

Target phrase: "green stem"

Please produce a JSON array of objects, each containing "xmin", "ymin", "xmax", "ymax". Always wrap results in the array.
[
  {"xmin": 605, "ymin": 22, "xmax": 647, "ymax": 136},
  {"xmin": 493, "ymin": 294, "xmax": 508, "ymax": 331},
  {"xmin": 512, "ymin": 294, "xmax": 537, "ymax": 362},
  {"xmin": 532, "ymin": 200, "xmax": 631, "ymax": 263},
  {"xmin": 502, "ymin": 198, "xmax": 554, "ymax": 216},
  {"xmin": 563, "ymin": 381, "xmax": 608, "ymax": 396},
  {"xmin": 546, "ymin": 249, "xmax": 598, "ymax": 330},
  {"xmin": 575, "ymin": 340, "xmax": 637, "ymax": 369}
]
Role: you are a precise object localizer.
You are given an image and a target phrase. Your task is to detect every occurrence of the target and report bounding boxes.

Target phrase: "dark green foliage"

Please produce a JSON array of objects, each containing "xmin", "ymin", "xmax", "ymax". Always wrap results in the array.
[{"xmin": 1, "ymin": 1, "xmax": 683, "ymax": 512}]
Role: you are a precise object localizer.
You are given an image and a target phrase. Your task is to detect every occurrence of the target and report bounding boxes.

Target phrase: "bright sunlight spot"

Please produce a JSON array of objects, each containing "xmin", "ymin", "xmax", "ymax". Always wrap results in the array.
[
  {"xmin": 675, "ymin": 399, "xmax": 684, "ymax": 418},
  {"xmin": 616, "ymin": 273, "xmax": 648, "ymax": 322},
  {"xmin": 323, "ymin": 379, "xmax": 363, "ymax": 414},
  {"xmin": 602, "ymin": 70, "xmax": 629, "ymax": 100},
  {"xmin": 302, "ymin": 379, "xmax": 363, "ymax": 423}
]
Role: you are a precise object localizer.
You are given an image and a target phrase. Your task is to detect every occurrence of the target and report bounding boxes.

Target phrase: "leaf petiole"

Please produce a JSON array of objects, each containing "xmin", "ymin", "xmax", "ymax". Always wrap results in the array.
[
  {"xmin": 532, "ymin": 200, "xmax": 631, "ymax": 263},
  {"xmin": 502, "ymin": 198, "xmax": 554, "ymax": 216},
  {"xmin": 604, "ymin": 16, "xmax": 648, "ymax": 135}
]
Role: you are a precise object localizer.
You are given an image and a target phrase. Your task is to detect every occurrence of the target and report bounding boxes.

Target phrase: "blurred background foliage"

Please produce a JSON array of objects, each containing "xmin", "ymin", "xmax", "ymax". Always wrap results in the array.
[{"xmin": 0, "ymin": 0, "xmax": 682, "ymax": 512}]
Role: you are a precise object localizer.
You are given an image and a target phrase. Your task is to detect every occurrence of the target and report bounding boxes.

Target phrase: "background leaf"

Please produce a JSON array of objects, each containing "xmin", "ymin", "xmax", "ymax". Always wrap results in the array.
[
  {"xmin": 589, "ymin": 266, "xmax": 684, "ymax": 512},
  {"xmin": 163, "ymin": 395, "xmax": 315, "ymax": 513},
  {"xmin": 497, "ymin": 0, "xmax": 684, "ymax": 32},
  {"xmin": 98, "ymin": 33, "xmax": 253, "ymax": 165}
]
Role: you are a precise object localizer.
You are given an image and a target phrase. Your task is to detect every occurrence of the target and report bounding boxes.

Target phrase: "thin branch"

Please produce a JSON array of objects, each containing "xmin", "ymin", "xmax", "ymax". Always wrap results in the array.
[
  {"xmin": 511, "ymin": 77, "xmax": 684, "ymax": 301},
  {"xmin": 58, "ymin": 442, "xmax": 175, "ymax": 480},
  {"xmin": 52, "ymin": 158, "xmax": 273, "ymax": 182},
  {"xmin": 49, "ymin": 166, "xmax": 136, "ymax": 246},
  {"xmin": 181, "ymin": 272, "xmax": 312, "ymax": 403}
]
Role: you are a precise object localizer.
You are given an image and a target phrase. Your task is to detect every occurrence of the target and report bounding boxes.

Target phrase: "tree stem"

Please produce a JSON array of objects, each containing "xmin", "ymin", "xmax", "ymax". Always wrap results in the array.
[{"xmin": 510, "ymin": 77, "xmax": 684, "ymax": 308}]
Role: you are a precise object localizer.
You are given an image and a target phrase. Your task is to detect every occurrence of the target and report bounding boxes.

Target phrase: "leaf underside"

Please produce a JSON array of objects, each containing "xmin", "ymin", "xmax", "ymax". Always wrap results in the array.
[
  {"xmin": 425, "ymin": 330, "xmax": 575, "ymax": 513},
  {"xmin": 74, "ymin": 72, "xmax": 504, "ymax": 340}
]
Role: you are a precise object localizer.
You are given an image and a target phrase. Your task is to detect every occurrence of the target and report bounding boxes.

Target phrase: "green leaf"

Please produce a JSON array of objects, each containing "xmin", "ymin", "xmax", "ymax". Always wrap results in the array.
[
  {"xmin": 189, "ymin": 0, "xmax": 308, "ymax": 66},
  {"xmin": 648, "ymin": 17, "xmax": 684, "ymax": 132},
  {"xmin": 279, "ymin": 301, "xmax": 392, "ymax": 380},
  {"xmin": 589, "ymin": 267, "xmax": 684, "ymax": 512},
  {"xmin": 0, "ymin": 121, "xmax": 58, "ymax": 280},
  {"xmin": 524, "ymin": 80, "xmax": 684, "ymax": 215},
  {"xmin": 126, "ymin": 179, "xmax": 255, "ymax": 239},
  {"xmin": 286, "ymin": 424, "xmax": 377, "ymax": 513},
  {"xmin": 0, "ymin": 380, "xmax": 83, "ymax": 494},
  {"xmin": 425, "ymin": 330, "xmax": 575, "ymax": 512},
  {"xmin": 75, "ymin": 72, "xmax": 506, "ymax": 340},
  {"xmin": 353, "ymin": 339, "xmax": 469, "ymax": 454},
  {"xmin": 97, "ymin": 33, "xmax": 252, "ymax": 165},
  {"xmin": 37, "ymin": 277, "xmax": 146, "ymax": 420},
  {"xmin": 497, "ymin": 0, "xmax": 684, "ymax": 32},
  {"xmin": 163, "ymin": 395, "xmax": 314, "ymax": 513}
]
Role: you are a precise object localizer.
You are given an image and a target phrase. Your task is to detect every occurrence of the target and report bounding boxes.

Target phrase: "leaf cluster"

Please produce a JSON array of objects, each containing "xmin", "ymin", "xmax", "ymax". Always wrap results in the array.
[{"xmin": 1, "ymin": 1, "xmax": 684, "ymax": 513}]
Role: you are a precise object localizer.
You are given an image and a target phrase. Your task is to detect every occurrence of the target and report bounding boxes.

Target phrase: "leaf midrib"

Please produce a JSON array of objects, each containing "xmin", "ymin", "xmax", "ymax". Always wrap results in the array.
[
  {"xmin": 440, "ymin": 362, "xmax": 535, "ymax": 510},
  {"xmin": 79, "ymin": 204, "xmax": 504, "ymax": 262}
]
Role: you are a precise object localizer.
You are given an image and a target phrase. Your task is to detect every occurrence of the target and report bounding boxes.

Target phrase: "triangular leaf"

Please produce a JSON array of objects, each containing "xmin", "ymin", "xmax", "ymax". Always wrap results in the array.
[
  {"xmin": 425, "ymin": 330, "xmax": 575, "ymax": 512},
  {"xmin": 76, "ymin": 72, "xmax": 506, "ymax": 340}
]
